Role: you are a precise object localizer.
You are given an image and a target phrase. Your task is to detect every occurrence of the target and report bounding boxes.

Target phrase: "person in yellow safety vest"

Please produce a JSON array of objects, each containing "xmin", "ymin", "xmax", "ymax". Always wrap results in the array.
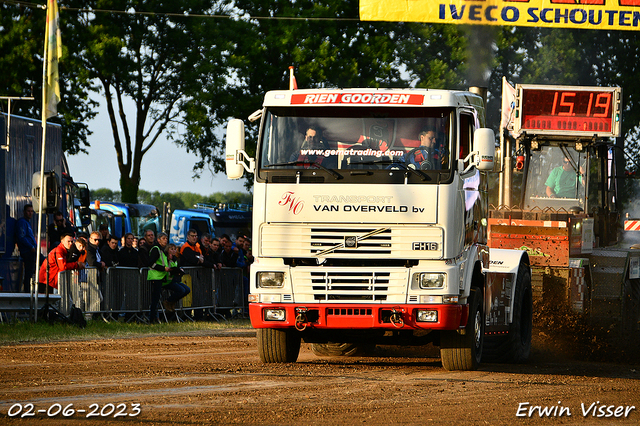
[{"xmin": 147, "ymin": 233, "xmax": 190, "ymax": 323}]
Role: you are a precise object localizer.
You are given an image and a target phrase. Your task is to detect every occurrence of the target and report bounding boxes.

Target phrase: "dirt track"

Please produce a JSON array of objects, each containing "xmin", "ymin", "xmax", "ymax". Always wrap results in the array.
[{"xmin": 0, "ymin": 329, "xmax": 638, "ymax": 425}]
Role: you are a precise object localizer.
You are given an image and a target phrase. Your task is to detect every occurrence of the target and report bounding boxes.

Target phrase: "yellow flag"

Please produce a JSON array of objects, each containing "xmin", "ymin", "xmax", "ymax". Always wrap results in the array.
[{"xmin": 44, "ymin": 0, "xmax": 62, "ymax": 119}]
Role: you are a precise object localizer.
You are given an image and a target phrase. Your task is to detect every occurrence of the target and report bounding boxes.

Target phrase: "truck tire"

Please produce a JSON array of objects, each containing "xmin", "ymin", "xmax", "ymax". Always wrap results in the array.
[
  {"xmin": 311, "ymin": 343, "xmax": 373, "ymax": 357},
  {"xmin": 440, "ymin": 287, "xmax": 484, "ymax": 371},
  {"xmin": 483, "ymin": 263, "xmax": 532, "ymax": 363},
  {"xmin": 257, "ymin": 328, "xmax": 301, "ymax": 363}
]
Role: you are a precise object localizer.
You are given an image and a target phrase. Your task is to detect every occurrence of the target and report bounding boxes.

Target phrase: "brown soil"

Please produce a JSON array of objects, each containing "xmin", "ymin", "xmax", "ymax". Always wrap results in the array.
[{"xmin": 0, "ymin": 329, "xmax": 638, "ymax": 425}]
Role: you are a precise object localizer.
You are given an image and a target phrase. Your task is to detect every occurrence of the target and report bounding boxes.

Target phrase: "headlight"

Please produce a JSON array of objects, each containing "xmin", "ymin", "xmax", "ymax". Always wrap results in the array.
[
  {"xmin": 264, "ymin": 308, "xmax": 286, "ymax": 321},
  {"xmin": 414, "ymin": 272, "xmax": 445, "ymax": 289},
  {"xmin": 257, "ymin": 272, "xmax": 285, "ymax": 288},
  {"xmin": 416, "ymin": 309, "xmax": 438, "ymax": 322}
]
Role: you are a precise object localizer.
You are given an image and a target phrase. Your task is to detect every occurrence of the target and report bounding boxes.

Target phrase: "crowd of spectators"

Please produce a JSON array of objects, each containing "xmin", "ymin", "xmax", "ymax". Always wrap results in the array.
[{"xmin": 5, "ymin": 207, "xmax": 252, "ymax": 322}]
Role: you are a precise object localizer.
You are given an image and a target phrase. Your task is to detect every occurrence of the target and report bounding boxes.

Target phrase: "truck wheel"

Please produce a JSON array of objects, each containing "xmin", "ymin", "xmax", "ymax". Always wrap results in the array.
[
  {"xmin": 484, "ymin": 263, "xmax": 532, "ymax": 363},
  {"xmin": 311, "ymin": 343, "xmax": 373, "ymax": 357},
  {"xmin": 440, "ymin": 287, "xmax": 484, "ymax": 371},
  {"xmin": 257, "ymin": 328, "xmax": 301, "ymax": 363}
]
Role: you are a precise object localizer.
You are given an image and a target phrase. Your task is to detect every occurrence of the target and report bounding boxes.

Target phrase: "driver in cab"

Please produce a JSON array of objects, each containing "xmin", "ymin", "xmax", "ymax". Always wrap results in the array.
[
  {"xmin": 545, "ymin": 157, "xmax": 585, "ymax": 198},
  {"xmin": 405, "ymin": 127, "xmax": 442, "ymax": 170}
]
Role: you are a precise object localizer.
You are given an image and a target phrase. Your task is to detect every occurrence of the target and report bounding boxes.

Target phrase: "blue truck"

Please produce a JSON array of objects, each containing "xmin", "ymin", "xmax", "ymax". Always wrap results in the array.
[
  {"xmin": 167, "ymin": 203, "xmax": 252, "ymax": 246},
  {"xmin": 89, "ymin": 201, "xmax": 160, "ymax": 239}
]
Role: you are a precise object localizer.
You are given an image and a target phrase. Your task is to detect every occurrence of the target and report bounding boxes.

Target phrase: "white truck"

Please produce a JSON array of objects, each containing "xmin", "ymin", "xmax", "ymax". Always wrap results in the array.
[{"xmin": 225, "ymin": 87, "xmax": 531, "ymax": 370}]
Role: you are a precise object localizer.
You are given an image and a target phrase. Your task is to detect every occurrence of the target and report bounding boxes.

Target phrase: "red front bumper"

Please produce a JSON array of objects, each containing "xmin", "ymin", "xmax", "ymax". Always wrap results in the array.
[{"xmin": 249, "ymin": 303, "xmax": 468, "ymax": 330}]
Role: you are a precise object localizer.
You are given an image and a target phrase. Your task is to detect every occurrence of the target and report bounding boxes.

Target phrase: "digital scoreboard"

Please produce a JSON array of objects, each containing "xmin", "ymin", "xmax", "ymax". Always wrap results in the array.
[{"xmin": 513, "ymin": 84, "xmax": 622, "ymax": 138}]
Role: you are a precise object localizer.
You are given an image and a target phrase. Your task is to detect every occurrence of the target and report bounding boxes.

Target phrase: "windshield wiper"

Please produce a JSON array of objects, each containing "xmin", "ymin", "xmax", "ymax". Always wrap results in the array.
[
  {"xmin": 265, "ymin": 161, "xmax": 342, "ymax": 180},
  {"xmin": 350, "ymin": 159, "xmax": 430, "ymax": 181}
]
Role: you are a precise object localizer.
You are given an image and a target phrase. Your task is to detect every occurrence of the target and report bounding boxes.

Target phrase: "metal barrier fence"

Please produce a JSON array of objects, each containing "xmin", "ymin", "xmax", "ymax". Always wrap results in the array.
[
  {"xmin": 58, "ymin": 268, "xmax": 101, "ymax": 316},
  {"xmin": 57, "ymin": 266, "xmax": 244, "ymax": 321},
  {"xmin": 216, "ymin": 268, "xmax": 243, "ymax": 308},
  {"xmin": 104, "ymin": 267, "xmax": 143, "ymax": 321}
]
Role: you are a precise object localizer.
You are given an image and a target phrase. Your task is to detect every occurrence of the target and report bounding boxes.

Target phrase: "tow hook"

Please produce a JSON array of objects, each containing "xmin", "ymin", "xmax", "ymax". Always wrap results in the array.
[
  {"xmin": 295, "ymin": 307, "xmax": 308, "ymax": 331},
  {"xmin": 390, "ymin": 307, "xmax": 405, "ymax": 329}
]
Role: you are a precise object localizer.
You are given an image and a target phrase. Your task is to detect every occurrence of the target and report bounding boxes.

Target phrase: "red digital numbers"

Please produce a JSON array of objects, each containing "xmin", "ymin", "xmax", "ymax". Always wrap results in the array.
[
  {"xmin": 550, "ymin": 91, "xmax": 611, "ymax": 117},
  {"xmin": 521, "ymin": 88, "xmax": 614, "ymax": 134}
]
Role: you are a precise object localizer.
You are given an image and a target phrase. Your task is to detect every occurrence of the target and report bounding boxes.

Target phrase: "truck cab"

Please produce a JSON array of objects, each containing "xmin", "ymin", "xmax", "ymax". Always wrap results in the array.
[
  {"xmin": 226, "ymin": 88, "xmax": 530, "ymax": 370},
  {"xmin": 89, "ymin": 201, "xmax": 160, "ymax": 239}
]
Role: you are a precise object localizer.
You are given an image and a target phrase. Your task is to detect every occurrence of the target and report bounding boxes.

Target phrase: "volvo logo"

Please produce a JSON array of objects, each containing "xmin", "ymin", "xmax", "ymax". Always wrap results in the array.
[{"xmin": 345, "ymin": 236, "xmax": 358, "ymax": 248}]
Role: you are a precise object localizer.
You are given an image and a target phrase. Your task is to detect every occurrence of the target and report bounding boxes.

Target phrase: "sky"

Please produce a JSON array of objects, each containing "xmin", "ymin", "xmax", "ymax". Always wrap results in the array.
[{"xmin": 66, "ymin": 96, "xmax": 249, "ymax": 196}]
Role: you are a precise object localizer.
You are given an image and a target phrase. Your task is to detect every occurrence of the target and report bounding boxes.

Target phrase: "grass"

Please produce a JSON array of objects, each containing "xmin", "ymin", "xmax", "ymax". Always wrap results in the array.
[{"xmin": 0, "ymin": 317, "xmax": 253, "ymax": 345}]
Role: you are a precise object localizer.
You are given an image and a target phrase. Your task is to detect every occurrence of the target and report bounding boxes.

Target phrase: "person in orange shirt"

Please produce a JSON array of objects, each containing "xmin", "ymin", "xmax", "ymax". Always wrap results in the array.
[
  {"xmin": 179, "ymin": 229, "xmax": 204, "ymax": 266},
  {"xmin": 38, "ymin": 233, "xmax": 85, "ymax": 291}
]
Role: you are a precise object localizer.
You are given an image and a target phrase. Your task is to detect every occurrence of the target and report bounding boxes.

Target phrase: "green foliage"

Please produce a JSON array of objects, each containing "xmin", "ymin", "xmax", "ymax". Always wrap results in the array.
[
  {"xmin": 62, "ymin": 0, "xmax": 235, "ymax": 202},
  {"xmin": 0, "ymin": 3, "xmax": 96, "ymax": 154},
  {"xmin": 91, "ymin": 188, "xmax": 121, "ymax": 202},
  {"xmin": 180, "ymin": 0, "xmax": 410, "ymax": 190},
  {"xmin": 399, "ymin": 23, "xmax": 468, "ymax": 89},
  {"xmin": 90, "ymin": 188, "xmax": 251, "ymax": 210}
]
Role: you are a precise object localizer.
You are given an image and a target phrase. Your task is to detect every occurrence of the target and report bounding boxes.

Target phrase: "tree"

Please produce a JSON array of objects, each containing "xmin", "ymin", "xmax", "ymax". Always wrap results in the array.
[
  {"xmin": 91, "ymin": 187, "xmax": 251, "ymax": 210},
  {"xmin": 0, "ymin": 3, "xmax": 95, "ymax": 154},
  {"xmin": 178, "ymin": 0, "xmax": 410, "ymax": 188},
  {"xmin": 63, "ymin": 0, "xmax": 234, "ymax": 202},
  {"xmin": 398, "ymin": 23, "xmax": 469, "ymax": 90},
  {"xmin": 91, "ymin": 187, "xmax": 120, "ymax": 202}
]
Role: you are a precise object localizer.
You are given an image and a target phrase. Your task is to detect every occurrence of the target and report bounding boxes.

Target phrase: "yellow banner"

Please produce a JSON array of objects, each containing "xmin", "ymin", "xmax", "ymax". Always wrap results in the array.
[{"xmin": 360, "ymin": 0, "xmax": 640, "ymax": 31}]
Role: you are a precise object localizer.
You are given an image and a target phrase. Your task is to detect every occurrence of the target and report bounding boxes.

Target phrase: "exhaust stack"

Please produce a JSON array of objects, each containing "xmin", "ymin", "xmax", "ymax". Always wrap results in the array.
[{"xmin": 468, "ymin": 86, "xmax": 488, "ymax": 107}]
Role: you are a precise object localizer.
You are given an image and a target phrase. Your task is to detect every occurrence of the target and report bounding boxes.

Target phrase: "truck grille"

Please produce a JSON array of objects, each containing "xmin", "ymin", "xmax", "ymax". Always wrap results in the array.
[
  {"xmin": 261, "ymin": 224, "xmax": 443, "ymax": 259},
  {"xmin": 311, "ymin": 227, "xmax": 391, "ymax": 255},
  {"xmin": 291, "ymin": 267, "xmax": 409, "ymax": 303}
]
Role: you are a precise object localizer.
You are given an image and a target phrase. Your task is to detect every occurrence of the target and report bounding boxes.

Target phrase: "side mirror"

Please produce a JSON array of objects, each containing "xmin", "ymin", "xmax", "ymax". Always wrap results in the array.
[
  {"xmin": 473, "ymin": 128, "xmax": 495, "ymax": 171},
  {"xmin": 31, "ymin": 171, "xmax": 59, "ymax": 213},
  {"xmin": 226, "ymin": 119, "xmax": 245, "ymax": 179},
  {"xmin": 76, "ymin": 184, "xmax": 91, "ymax": 208},
  {"xmin": 80, "ymin": 207, "xmax": 92, "ymax": 226}
]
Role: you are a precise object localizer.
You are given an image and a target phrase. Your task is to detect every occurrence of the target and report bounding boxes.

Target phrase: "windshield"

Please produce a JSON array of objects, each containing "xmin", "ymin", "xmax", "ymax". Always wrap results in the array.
[
  {"xmin": 523, "ymin": 146, "xmax": 588, "ymax": 211},
  {"xmin": 129, "ymin": 204, "xmax": 160, "ymax": 236},
  {"xmin": 259, "ymin": 107, "xmax": 452, "ymax": 174},
  {"xmin": 132, "ymin": 215, "xmax": 159, "ymax": 236}
]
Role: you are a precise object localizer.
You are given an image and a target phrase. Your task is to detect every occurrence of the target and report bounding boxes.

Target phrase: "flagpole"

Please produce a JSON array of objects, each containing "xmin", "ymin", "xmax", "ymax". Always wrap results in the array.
[
  {"xmin": 34, "ymin": 6, "xmax": 50, "ymax": 322},
  {"xmin": 35, "ymin": 0, "xmax": 60, "ymax": 321}
]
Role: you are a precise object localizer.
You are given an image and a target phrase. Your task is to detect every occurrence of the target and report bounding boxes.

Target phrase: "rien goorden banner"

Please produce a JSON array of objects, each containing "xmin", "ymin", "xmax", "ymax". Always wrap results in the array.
[{"xmin": 359, "ymin": 0, "xmax": 640, "ymax": 31}]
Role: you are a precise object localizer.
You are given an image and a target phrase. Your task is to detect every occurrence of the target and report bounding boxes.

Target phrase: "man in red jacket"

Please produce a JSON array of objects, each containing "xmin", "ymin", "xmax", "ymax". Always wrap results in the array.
[{"xmin": 38, "ymin": 233, "xmax": 85, "ymax": 291}]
